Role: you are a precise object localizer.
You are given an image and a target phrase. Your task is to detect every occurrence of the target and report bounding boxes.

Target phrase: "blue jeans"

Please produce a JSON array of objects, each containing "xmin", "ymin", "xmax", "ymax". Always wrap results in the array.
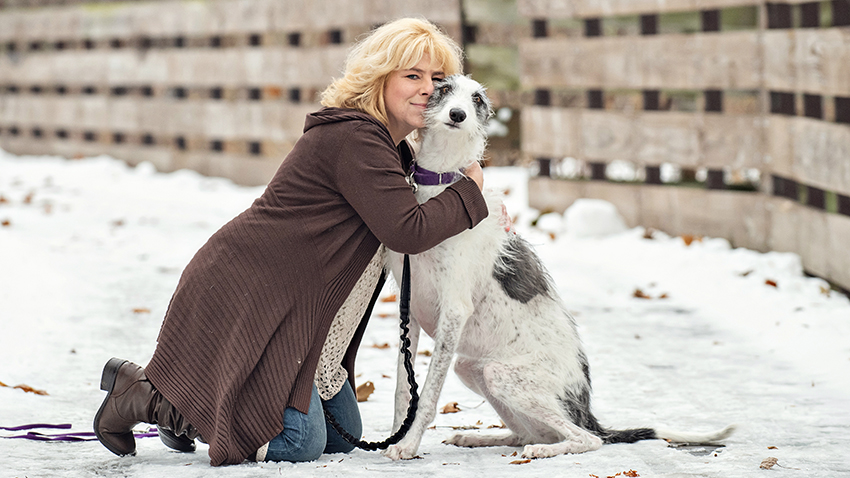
[{"xmin": 263, "ymin": 382, "xmax": 362, "ymax": 462}]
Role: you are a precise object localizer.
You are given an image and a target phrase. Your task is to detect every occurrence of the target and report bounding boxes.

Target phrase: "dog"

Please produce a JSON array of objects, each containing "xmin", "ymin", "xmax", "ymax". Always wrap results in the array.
[{"xmin": 381, "ymin": 75, "xmax": 734, "ymax": 461}]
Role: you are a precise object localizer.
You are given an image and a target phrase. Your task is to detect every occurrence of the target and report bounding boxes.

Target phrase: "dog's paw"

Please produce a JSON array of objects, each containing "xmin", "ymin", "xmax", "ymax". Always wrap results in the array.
[
  {"xmin": 521, "ymin": 444, "xmax": 556, "ymax": 459},
  {"xmin": 444, "ymin": 432, "xmax": 478, "ymax": 448},
  {"xmin": 382, "ymin": 443, "xmax": 418, "ymax": 461},
  {"xmin": 521, "ymin": 435, "xmax": 603, "ymax": 458}
]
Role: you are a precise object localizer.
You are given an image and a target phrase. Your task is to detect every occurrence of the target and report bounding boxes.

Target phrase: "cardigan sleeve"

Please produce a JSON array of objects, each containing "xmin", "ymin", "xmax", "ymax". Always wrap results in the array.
[{"xmin": 332, "ymin": 122, "xmax": 489, "ymax": 255}]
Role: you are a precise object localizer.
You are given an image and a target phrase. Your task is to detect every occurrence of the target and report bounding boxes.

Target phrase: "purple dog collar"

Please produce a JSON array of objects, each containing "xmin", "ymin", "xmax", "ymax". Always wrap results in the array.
[{"xmin": 409, "ymin": 163, "xmax": 463, "ymax": 186}]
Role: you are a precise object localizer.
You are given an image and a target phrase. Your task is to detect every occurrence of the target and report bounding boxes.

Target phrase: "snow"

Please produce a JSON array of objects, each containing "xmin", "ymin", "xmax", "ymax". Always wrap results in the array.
[{"xmin": 2, "ymin": 149, "xmax": 850, "ymax": 478}]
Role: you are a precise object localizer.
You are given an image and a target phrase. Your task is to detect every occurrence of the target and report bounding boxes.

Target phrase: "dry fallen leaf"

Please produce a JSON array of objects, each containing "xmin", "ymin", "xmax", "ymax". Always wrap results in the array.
[
  {"xmin": 681, "ymin": 234, "xmax": 702, "ymax": 246},
  {"xmin": 2, "ymin": 382, "xmax": 49, "ymax": 395},
  {"xmin": 765, "ymin": 279, "xmax": 778, "ymax": 288},
  {"xmin": 510, "ymin": 459, "xmax": 531, "ymax": 465},
  {"xmin": 760, "ymin": 457, "xmax": 778, "ymax": 470},
  {"xmin": 355, "ymin": 381, "xmax": 374, "ymax": 402},
  {"xmin": 380, "ymin": 294, "xmax": 397, "ymax": 303},
  {"xmin": 441, "ymin": 402, "xmax": 461, "ymax": 414}
]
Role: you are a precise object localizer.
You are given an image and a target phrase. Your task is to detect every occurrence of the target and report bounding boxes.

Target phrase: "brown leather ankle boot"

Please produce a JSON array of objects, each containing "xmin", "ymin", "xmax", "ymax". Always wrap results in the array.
[{"xmin": 93, "ymin": 358, "xmax": 200, "ymax": 456}]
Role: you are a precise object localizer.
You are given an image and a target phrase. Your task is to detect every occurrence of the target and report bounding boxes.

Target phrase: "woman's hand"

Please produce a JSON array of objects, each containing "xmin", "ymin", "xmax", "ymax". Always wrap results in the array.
[{"xmin": 463, "ymin": 161, "xmax": 484, "ymax": 191}]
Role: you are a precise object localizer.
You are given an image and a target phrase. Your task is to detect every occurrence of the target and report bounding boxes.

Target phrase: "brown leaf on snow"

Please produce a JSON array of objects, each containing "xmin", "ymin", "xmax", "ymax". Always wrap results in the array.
[
  {"xmin": 380, "ymin": 294, "xmax": 397, "ymax": 303},
  {"xmin": 441, "ymin": 402, "xmax": 461, "ymax": 414},
  {"xmin": 681, "ymin": 234, "xmax": 702, "ymax": 246},
  {"xmin": 510, "ymin": 459, "xmax": 531, "ymax": 465},
  {"xmin": 760, "ymin": 457, "xmax": 778, "ymax": 470},
  {"xmin": 1, "ymin": 381, "xmax": 49, "ymax": 395},
  {"xmin": 765, "ymin": 279, "xmax": 778, "ymax": 288},
  {"xmin": 355, "ymin": 381, "xmax": 374, "ymax": 402}
]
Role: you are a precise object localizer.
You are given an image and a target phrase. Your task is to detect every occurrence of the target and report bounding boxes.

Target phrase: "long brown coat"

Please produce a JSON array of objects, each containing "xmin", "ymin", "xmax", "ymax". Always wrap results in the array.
[{"xmin": 145, "ymin": 108, "xmax": 488, "ymax": 465}]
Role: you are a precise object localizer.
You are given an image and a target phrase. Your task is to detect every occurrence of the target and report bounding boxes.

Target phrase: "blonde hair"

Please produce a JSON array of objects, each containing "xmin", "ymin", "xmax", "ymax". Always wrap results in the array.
[{"xmin": 320, "ymin": 18, "xmax": 464, "ymax": 126}]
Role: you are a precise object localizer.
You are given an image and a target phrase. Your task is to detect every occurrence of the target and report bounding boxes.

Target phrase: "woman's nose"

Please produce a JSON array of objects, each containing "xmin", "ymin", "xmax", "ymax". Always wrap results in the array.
[{"xmin": 421, "ymin": 79, "xmax": 434, "ymax": 96}]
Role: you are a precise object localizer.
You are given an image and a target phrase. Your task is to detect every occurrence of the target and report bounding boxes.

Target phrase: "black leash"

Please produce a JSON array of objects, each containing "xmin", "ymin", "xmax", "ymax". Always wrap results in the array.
[{"xmin": 323, "ymin": 254, "xmax": 419, "ymax": 450}]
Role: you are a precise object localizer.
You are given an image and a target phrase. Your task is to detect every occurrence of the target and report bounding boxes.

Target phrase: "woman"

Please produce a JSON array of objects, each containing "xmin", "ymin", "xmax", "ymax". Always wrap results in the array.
[{"xmin": 93, "ymin": 18, "xmax": 488, "ymax": 466}]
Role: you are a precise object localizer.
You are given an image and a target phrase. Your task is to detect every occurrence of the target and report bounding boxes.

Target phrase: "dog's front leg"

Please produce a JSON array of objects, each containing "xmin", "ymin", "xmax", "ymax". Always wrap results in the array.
[
  {"xmin": 383, "ymin": 293, "xmax": 473, "ymax": 460},
  {"xmin": 392, "ymin": 317, "xmax": 421, "ymax": 433}
]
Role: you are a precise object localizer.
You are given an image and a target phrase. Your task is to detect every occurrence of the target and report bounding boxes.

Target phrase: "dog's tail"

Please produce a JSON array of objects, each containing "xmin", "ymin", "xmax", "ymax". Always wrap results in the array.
[
  {"xmin": 583, "ymin": 411, "xmax": 736, "ymax": 445},
  {"xmin": 652, "ymin": 424, "xmax": 737, "ymax": 445},
  {"xmin": 597, "ymin": 424, "xmax": 736, "ymax": 445}
]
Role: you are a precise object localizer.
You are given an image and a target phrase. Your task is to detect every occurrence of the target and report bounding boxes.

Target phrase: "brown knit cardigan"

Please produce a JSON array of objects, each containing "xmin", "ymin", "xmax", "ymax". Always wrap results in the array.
[{"xmin": 145, "ymin": 107, "xmax": 488, "ymax": 466}]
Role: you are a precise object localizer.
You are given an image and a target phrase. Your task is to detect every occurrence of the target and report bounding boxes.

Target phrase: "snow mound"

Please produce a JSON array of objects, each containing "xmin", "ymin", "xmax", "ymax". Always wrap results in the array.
[{"xmin": 564, "ymin": 199, "xmax": 628, "ymax": 238}]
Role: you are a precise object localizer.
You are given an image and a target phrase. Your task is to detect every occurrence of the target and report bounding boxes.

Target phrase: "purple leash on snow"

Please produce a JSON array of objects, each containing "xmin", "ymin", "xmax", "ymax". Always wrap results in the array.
[{"xmin": 2, "ymin": 423, "xmax": 158, "ymax": 442}]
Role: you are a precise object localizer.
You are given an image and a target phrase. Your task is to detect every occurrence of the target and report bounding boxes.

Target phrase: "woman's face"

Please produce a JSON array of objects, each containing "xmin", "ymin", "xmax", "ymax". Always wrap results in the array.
[{"xmin": 384, "ymin": 55, "xmax": 445, "ymax": 144}]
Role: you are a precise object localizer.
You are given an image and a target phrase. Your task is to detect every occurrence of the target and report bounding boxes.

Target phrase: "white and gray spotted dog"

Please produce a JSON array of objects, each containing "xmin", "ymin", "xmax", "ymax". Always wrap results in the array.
[{"xmin": 382, "ymin": 75, "xmax": 734, "ymax": 461}]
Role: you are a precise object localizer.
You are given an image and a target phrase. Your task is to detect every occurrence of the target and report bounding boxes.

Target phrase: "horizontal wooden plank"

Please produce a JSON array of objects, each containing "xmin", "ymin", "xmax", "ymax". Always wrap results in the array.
[
  {"xmin": 0, "ymin": 95, "xmax": 317, "ymax": 140},
  {"xmin": 0, "ymin": 47, "xmax": 346, "ymax": 88},
  {"xmin": 521, "ymin": 106, "xmax": 764, "ymax": 169},
  {"xmin": 522, "ymin": 28, "xmax": 850, "ymax": 95},
  {"xmin": 519, "ymin": 0, "xmax": 763, "ymax": 19},
  {"xmin": 527, "ymin": 177, "xmax": 850, "ymax": 290},
  {"xmin": 520, "ymin": 31, "xmax": 762, "ymax": 90},
  {"xmin": 767, "ymin": 115, "xmax": 850, "ymax": 197},
  {"xmin": 764, "ymin": 28, "xmax": 850, "ymax": 96},
  {"xmin": 0, "ymin": 0, "xmax": 460, "ymax": 41}
]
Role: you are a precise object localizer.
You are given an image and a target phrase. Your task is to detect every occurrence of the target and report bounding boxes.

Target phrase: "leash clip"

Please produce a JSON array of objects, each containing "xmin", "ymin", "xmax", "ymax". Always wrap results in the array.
[{"xmin": 405, "ymin": 173, "xmax": 418, "ymax": 193}]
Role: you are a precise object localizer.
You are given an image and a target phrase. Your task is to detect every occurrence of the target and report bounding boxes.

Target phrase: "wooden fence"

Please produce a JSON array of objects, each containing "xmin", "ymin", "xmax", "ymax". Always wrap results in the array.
[
  {"xmin": 0, "ymin": 0, "xmax": 461, "ymax": 185},
  {"xmin": 519, "ymin": 0, "xmax": 850, "ymax": 290}
]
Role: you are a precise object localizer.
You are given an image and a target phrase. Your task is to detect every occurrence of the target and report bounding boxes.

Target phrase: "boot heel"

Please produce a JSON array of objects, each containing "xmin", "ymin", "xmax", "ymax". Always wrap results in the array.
[{"xmin": 100, "ymin": 357, "xmax": 127, "ymax": 392}]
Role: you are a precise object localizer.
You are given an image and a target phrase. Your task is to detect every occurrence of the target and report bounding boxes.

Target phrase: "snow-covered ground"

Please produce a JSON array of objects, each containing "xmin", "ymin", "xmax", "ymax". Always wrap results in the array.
[{"xmin": 1, "ymin": 149, "xmax": 849, "ymax": 478}]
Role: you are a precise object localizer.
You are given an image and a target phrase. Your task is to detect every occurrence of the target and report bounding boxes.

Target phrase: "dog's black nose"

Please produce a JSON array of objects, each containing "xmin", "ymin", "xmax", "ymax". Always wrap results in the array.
[{"xmin": 449, "ymin": 108, "xmax": 466, "ymax": 123}]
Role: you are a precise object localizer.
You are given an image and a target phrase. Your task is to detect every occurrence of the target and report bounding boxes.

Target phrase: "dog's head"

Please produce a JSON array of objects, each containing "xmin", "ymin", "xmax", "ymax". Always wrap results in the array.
[{"xmin": 424, "ymin": 75, "xmax": 492, "ymax": 137}]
